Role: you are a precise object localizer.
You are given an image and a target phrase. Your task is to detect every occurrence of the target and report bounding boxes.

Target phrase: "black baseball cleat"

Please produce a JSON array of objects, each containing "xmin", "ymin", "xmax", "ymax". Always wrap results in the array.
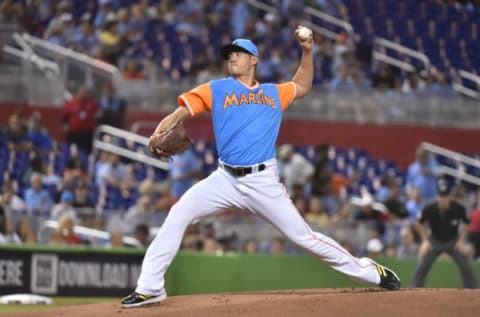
[
  {"xmin": 121, "ymin": 291, "xmax": 167, "ymax": 308},
  {"xmin": 363, "ymin": 258, "xmax": 401, "ymax": 290}
]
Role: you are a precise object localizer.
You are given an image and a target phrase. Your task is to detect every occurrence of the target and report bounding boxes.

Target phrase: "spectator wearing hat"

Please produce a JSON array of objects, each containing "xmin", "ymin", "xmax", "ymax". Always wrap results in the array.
[
  {"xmin": 73, "ymin": 13, "xmax": 100, "ymax": 54},
  {"xmin": 44, "ymin": 0, "xmax": 70, "ymax": 39},
  {"xmin": 277, "ymin": 144, "xmax": 314, "ymax": 197},
  {"xmin": 412, "ymin": 178, "xmax": 478, "ymax": 288},
  {"xmin": 95, "ymin": 0, "xmax": 116, "ymax": 28},
  {"xmin": 51, "ymin": 191, "xmax": 77, "ymax": 223}
]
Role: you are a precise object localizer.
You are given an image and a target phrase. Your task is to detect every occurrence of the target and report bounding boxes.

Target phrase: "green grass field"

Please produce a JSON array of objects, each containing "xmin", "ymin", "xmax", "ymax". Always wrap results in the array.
[{"xmin": 0, "ymin": 297, "xmax": 117, "ymax": 314}]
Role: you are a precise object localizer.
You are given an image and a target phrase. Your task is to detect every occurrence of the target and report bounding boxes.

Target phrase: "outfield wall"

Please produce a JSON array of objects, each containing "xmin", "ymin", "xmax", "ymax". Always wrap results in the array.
[{"xmin": 0, "ymin": 245, "xmax": 478, "ymax": 296}]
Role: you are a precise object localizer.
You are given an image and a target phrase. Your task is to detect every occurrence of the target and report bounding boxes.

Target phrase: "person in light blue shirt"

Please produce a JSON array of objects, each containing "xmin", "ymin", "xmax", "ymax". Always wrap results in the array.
[
  {"xmin": 169, "ymin": 148, "xmax": 203, "ymax": 201},
  {"xmin": 24, "ymin": 172, "xmax": 53, "ymax": 217},
  {"xmin": 405, "ymin": 146, "xmax": 439, "ymax": 204}
]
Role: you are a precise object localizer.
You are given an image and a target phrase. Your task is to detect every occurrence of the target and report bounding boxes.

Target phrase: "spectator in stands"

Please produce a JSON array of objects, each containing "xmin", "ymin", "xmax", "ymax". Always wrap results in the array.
[
  {"xmin": 23, "ymin": 155, "xmax": 47, "ymax": 188},
  {"xmin": 122, "ymin": 60, "xmax": 146, "ymax": 80},
  {"xmin": 24, "ymin": 172, "xmax": 53, "ymax": 219},
  {"xmin": 305, "ymin": 196, "xmax": 330, "ymax": 230},
  {"xmin": 181, "ymin": 223, "xmax": 203, "ymax": 251},
  {"xmin": 73, "ymin": 12, "xmax": 100, "ymax": 54},
  {"xmin": 62, "ymin": 85, "xmax": 99, "ymax": 154},
  {"xmin": 230, "ymin": 0, "xmax": 250, "ymax": 38},
  {"xmin": 0, "ymin": 205, "xmax": 21, "ymax": 245},
  {"xmin": 405, "ymin": 146, "xmax": 439, "ymax": 205},
  {"xmin": 50, "ymin": 214, "xmax": 83, "ymax": 245},
  {"xmin": 99, "ymin": 14, "xmax": 120, "ymax": 47},
  {"xmin": 371, "ymin": 63, "xmax": 395, "ymax": 91},
  {"xmin": 73, "ymin": 182, "xmax": 95, "ymax": 211},
  {"xmin": 14, "ymin": 216, "xmax": 35, "ymax": 244},
  {"xmin": 4, "ymin": 113, "xmax": 32, "ymax": 152},
  {"xmin": 311, "ymin": 144, "xmax": 333, "ymax": 197},
  {"xmin": 413, "ymin": 178, "xmax": 478, "ymax": 288},
  {"xmin": 99, "ymin": 82, "xmax": 126, "ymax": 129},
  {"xmin": 169, "ymin": 148, "xmax": 204, "ymax": 203},
  {"xmin": 46, "ymin": 21, "xmax": 67, "ymax": 47},
  {"xmin": 128, "ymin": 3, "xmax": 149, "ymax": 34},
  {"xmin": 134, "ymin": 224, "xmax": 150, "ymax": 248},
  {"xmin": 27, "ymin": 111, "xmax": 53, "ymax": 153},
  {"xmin": 277, "ymin": 144, "xmax": 315, "ymax": 196},
  {"xmin": 352, "ymin": 195, "xmax": 386, "ymax": 237},
  {"xmin": 405, "ymin": 187, "xmax": 423, "ymax": 220},
  {"xmin": 1, "ymin": 181, "xmax": 27, "ymax": 223},
  {"xmin": 63, "ymin": 157, "xmax": 90, "ymax": 189},
  {"xmin": 95, "ymin": 0, "xmax": 116, "ymax": 28},
  {"xmin": 243, "ymin": 238, "xmax": 258, "ymax": 254},
  {"xmin": 115, "ymin": 8, "xmax": 130, "ymax": 37},
  {"xmin": 331, "ymin": 32, "xmax": 355, "ymax": 79},
  {"xmin": 428, "ymin": 69, "xmax": 456, "ymax": 97},
  {"xmin": 108, "ymin": 229, "xmax": 124, "ymax": 248},
  {"xmin": 314, "ymin": 0, "xmax": 349, "ymax": 20},
  {"xmin": 269, "ymin": 238, "xmax": 286, "ymax": 255},
  {"xmin": 396, "ymin": 225, "xmax": 419, "ymax": 259},
  {"xmin": 122, "ymin": 194, "xmax": 153, "ymax": 235},
  {"xmin": 95, "ymin": 153, "xmax": 135, "ymax": 192},
  {"xmin": 467, "ymin": 194, "xmax": 480, "ymax": 259},
  {"xmin": 51, "ymin": 191, "xmax": 77, "ymax": 223},
  {"xmin": 376, "ymin": 175, "xmax": 408, "ymax": 220},
  {"xmin": 43, "ymin": 0, "xmax": 70, "ymax": 39},
  {"xmin": 201, "ymin": 222, "xmax": 223, "ymax": 254}
]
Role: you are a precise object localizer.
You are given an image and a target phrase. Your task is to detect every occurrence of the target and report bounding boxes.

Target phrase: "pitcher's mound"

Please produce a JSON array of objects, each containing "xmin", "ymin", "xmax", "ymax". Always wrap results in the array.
[{"xmin": 7, "ymin": 288, "xmax": 480, "ymax": 317}]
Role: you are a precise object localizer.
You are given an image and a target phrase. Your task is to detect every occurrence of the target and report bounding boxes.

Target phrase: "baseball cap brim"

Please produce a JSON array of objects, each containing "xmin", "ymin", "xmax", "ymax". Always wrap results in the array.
[
  {"xmin": 220, "ymin": 39, "xmax": 258, "ymax": 60},
  {"xmin": 220, "ymin": 44, "xmax": 251, "ymax": 59}
]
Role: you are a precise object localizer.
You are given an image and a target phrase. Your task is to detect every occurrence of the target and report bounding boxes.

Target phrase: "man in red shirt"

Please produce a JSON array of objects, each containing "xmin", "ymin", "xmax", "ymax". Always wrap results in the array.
[
  {"xmin": 62, "ymin": 86, "xmax": 99, "ymax": 153},
  {"xmin": 468, "ymin": 208, "xmax": 480, "ymax": 259}
]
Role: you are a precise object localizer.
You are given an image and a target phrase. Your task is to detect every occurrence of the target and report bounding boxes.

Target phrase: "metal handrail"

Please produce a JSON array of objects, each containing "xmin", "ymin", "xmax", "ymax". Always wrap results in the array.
[
  {"xmin": 453, "ymin": 70, "xmax": 480, "ymax": 99},
  {"xmin": 373, "ymin": 37, "xmax": 430, "ymax": 72},
  {"xmin": 93, "ymin": 125, "xmax": 169, "ymax": 170},
  {"xmin": 246, "ymin": 0, "xmax": 278, "ymax": 13},
  {"xmin": 304, "ymin": 6, "xmax": 354, "ymax": 36},
  {"xmin": 246, "ymin": 0, "xmax": 353, "ymax": 40},
  {"xmin": 3, "ymin": 44, "xmax": 60, "ymax": 75},
  {"xmin": 20, "ymin": 33, "xmax": 121, "ymax": 77},
  {"xmin": 372, "ymin": 51, "xmax": 415, "ymax": 72},
  {"xmin": 421, "ymin": 142, "xmax": 480, "ymax": 186},
  {"xmin": 421, "ymin": 142, "xmax": 480, "ymax": 168},
  {"xmin": 41, "ymin": 220, "xmax": 142, "ymax": 247}
]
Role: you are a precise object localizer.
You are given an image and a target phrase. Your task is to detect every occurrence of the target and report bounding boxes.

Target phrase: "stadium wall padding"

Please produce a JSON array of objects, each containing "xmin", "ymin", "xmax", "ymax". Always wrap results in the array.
[{"xmin": 0, "ymin": 245, "xmax": 479, "ymax": 296}]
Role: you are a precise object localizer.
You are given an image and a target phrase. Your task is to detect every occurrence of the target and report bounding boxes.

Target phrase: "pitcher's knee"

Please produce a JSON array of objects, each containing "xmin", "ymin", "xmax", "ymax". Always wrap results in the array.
[{"xmin": 166, "ymin": 202, "xmax": 196, "ymax": 226}]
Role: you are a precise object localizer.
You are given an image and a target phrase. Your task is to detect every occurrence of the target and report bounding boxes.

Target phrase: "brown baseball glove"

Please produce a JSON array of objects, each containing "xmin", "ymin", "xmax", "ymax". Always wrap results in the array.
[{"xmin": 148, "ymin": 121, "xmax": 193, "ymax": 159}]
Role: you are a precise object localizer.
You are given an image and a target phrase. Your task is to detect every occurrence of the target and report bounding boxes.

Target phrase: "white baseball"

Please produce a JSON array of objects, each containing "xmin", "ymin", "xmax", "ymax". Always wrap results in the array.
[{"xmin": 297, "ymin": 26, "xmax": 312, "ymax": 40}]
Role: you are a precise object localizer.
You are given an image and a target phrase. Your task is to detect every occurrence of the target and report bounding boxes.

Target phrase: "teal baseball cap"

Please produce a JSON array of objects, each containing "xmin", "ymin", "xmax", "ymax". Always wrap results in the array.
[{"xmin": 220, "ymin": 39, "xmax": 259, "ymax": 59}]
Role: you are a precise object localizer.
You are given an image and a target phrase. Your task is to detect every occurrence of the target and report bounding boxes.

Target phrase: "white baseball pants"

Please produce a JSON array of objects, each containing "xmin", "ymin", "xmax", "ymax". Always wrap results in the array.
[{"xmin": 136, "ymin": 159, "xmax": 380, "ymax": 295}]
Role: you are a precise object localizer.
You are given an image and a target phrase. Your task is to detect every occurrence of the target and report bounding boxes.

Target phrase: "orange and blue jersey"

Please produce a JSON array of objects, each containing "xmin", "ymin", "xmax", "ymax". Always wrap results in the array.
[{"xmin": 178, "ymin": 77, "xmax": 296, "ymax": 166}]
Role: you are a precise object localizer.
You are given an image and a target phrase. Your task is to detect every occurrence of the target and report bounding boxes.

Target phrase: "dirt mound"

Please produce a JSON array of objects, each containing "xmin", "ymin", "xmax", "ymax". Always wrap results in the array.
[{"xmin": 6, "ymin": 288, "xmax": 480, "ymax": 317}]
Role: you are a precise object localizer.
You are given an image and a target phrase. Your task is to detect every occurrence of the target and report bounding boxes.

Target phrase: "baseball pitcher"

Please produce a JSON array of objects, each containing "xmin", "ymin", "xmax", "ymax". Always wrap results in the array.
[{"xmin": 122, "ymin": 26, "xmax": 401, "ymax": 308}]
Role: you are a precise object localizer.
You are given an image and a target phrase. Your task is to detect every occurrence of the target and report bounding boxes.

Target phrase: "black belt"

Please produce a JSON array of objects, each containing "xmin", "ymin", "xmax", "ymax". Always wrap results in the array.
[{"xmin": 222, "ymin": 163, "xmax": 266, "ymax": 177}]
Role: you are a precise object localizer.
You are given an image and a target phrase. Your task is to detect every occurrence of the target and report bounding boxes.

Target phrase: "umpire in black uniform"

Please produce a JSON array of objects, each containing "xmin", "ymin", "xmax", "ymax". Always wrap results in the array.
[{"xmin": 412, "ymin": 178, "xmax": 478, "ymax": 288}]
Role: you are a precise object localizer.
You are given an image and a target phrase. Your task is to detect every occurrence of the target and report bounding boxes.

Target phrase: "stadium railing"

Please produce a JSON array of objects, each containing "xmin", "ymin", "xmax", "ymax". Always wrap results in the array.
[{"xmin": 421, "ymin": 142, "xmax": 480, "ymax": 187}]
